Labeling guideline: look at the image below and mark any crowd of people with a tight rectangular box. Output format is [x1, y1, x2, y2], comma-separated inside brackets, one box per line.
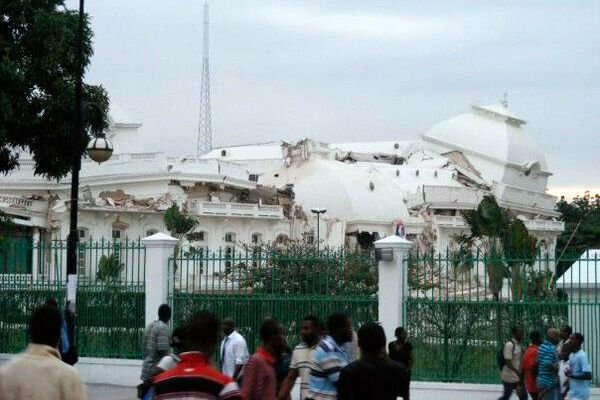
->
[0, 301, 594, 400]
[139, 304, 412, 400]
[498, 325, 592, 400]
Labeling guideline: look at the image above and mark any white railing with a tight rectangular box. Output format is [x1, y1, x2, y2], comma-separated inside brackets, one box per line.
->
[492, 183, 557, 211]
[409, 185, 482, 209]
[433, 215, 467, 228]
[523, 219, 565, 232]
[192, 201, 284, 219]
[432, 214, 563, 232]
[0, 195, 32, 208]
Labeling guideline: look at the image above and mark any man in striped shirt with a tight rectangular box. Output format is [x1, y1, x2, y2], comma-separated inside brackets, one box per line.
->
[307, 313, 353, 400]
[537, 328, 561, 400]
[154, 311, 241, 400]
[278, 315, 322, 400]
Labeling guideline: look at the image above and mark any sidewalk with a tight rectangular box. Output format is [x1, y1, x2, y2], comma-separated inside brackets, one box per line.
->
[87, 384, 135, 400]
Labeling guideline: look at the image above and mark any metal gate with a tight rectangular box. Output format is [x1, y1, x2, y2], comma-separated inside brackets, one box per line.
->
[167, 247, 378, 351]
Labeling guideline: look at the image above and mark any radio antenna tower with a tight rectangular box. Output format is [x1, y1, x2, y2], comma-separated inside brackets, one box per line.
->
[197, 1, 212, 157]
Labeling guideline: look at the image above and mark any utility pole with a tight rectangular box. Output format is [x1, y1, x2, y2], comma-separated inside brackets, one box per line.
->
[66, 0, 86, 311]
[64, 0, 113, 364]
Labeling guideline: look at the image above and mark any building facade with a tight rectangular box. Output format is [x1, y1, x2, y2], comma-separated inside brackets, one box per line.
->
[1, 102, 564, 278]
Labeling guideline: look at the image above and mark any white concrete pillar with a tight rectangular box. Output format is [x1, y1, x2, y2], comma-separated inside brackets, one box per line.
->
[142, 232, 178, 327]
[31, 227, 40, 280]
[374, 235, 413, 342]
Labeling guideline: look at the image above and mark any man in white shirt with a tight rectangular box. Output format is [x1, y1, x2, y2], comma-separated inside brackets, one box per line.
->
[221, 318, 249, 381]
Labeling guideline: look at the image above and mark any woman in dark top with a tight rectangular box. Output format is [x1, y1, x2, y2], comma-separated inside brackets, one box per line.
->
[388, 327, 413, 399]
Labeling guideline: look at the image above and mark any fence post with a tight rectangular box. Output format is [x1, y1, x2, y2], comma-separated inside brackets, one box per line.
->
[374, 235, 413, 342]
[142, 232, 178, 328]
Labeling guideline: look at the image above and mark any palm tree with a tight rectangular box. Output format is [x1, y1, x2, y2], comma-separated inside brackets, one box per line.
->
[96, 253, 124, 282]
[503, 219, 537, 301]
[456, 196, 538, 301]
[458, 195, 510, 300]
[164, 204, 198, 271]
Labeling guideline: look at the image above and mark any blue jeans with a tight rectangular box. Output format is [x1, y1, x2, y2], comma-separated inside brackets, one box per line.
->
[538, 386, 558, 400]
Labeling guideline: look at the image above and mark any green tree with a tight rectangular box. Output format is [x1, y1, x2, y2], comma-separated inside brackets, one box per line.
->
[555, 192, 600, 272]
[1, 0, 109, 179]
[457, 196, 510, 300]
[217, 244, 377, 296]
[164, 204, 197, 257]
[503, 219, 537, 301]
[96, 253, 124, 282]
[456, 195, 537, 300]
[0, 211, 14, 247]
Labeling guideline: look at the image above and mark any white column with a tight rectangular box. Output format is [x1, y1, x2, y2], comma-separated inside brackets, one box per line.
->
[31, 227, 40, 281]
[142, 232, 178, 327]
[374, 235, 413, 342]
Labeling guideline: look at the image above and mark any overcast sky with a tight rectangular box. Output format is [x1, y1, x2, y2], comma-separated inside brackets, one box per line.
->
[81, 0, 599, 194]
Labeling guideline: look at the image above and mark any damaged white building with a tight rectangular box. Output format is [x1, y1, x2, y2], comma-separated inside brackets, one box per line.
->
[0, 106, 293, 278]
[1, 101, 563, 276]
[202, 102, 564, 254]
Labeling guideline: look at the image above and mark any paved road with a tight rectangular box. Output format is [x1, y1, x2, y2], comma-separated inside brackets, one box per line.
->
[87, 384, 136, 400]
[87, 383, 522, 400]
[86, 384, 302, 400]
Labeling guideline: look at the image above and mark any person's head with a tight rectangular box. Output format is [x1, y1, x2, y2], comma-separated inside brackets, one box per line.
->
[300, 315, 321, 345]
[529, 330, 543, 346]
[358, 323, 386, 358]
[45, 298, 59, 309]
[559, 325, 572, 341]
[547, 328, 560, 345]
[29, 305, 62, 348]
[187, 310, 220, 354]
[158, 304, 171, 323]
[395, 327, 407, 342]
[171, 320, 189, 352]
[260, 317, 284, 353]
[327, 312, 353, 345]
[222, 317, 235, 336]
[511, 326, 524, 342]
[570, 333, 584, 351]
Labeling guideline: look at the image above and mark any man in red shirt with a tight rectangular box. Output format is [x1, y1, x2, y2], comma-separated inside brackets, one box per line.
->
[522, 330, 543, 400]
[242, 317, 285, 400]
[153, 311, 241, 400]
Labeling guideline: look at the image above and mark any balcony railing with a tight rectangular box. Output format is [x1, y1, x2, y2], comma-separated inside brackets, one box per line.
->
[192, 201, 284, 219]
[492, 183, 557, 212]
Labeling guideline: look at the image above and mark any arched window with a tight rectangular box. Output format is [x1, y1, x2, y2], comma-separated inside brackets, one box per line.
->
[77, 228, 90, 279]
[304, 231, 315, 245]
[187, 231, 206, 243]
[224, 232, 236, 269]
[251, 233, 262, 245]
[276, 234, 289, 245]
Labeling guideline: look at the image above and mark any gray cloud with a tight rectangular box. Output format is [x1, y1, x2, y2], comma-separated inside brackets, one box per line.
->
[81, 0, 599, 190]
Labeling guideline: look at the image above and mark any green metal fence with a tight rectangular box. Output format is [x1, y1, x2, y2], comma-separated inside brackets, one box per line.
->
[0, 239, 145, 358]
[406, 250, 599, 385]
[169, 247, 378, 352]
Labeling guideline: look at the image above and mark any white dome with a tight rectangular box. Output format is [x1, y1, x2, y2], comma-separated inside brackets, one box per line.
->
[422, 103, 548, 171]
[288, 159, 409, 223]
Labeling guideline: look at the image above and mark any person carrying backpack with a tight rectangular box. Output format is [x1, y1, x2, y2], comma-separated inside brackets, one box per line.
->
[522, 330, 543, 400]
[498, 327, 526, 400]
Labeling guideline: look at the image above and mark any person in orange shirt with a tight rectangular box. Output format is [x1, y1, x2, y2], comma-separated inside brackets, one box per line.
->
[522, 330, 543, 400]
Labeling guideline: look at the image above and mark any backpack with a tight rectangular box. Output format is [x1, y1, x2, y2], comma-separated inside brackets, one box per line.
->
[497, 340, 515, 370]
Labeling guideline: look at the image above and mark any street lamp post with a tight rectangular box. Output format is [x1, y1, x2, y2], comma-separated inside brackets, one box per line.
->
[310, 208, 327, 250]
[65, 0, 113, 363]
